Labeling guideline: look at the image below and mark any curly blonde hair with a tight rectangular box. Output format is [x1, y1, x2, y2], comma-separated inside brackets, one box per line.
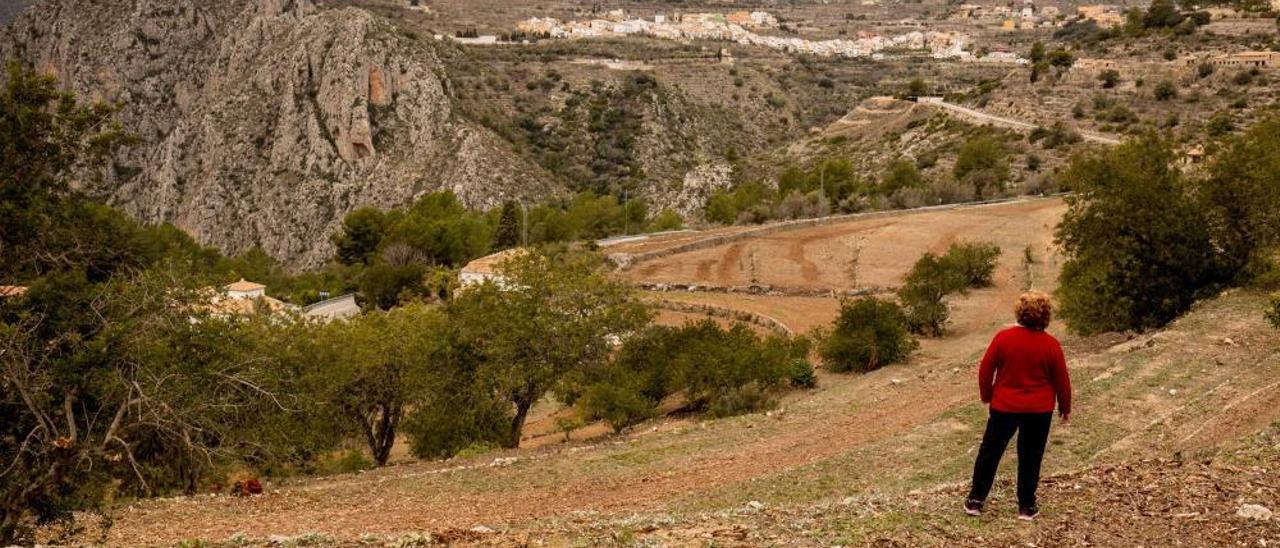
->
[1015, 291, 1053, 331]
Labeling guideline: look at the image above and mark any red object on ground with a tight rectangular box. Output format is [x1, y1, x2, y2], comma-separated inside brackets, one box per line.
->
[231, 478, 264, 497]
[977, 326, 1072, 415]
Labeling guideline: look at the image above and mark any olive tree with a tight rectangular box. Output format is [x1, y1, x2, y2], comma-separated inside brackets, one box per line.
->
[446, 248, 650, 448]
[1055, 135, 1229, 334]
[310, 304, 451, 466]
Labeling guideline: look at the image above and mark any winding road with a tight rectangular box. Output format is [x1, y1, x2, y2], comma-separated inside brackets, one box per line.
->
[918, 96, 1122, 145]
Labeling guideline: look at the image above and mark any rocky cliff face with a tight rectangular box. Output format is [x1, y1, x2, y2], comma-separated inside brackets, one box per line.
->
[1, 0, 559, 267]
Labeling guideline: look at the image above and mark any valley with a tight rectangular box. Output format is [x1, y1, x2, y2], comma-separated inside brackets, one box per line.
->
[90, 202, 1280, 545]
[2, 0, 1279, 546]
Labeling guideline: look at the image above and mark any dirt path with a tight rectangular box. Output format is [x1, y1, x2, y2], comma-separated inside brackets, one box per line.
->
[93, 199, 1280, 546]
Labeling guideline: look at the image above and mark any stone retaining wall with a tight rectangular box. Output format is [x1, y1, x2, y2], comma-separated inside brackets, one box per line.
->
[638, 282, 893, 298]
[652, 299, 794, 335]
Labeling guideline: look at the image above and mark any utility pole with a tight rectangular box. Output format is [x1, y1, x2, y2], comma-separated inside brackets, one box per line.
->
[623, 188, 629, 236]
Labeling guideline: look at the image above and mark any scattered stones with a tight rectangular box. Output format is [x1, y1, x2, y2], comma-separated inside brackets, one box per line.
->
[470, 525, 497, 534]
[745, 500, 766, 512]
[490, 456, 519, 467]
[1236, 504, 1272, 521]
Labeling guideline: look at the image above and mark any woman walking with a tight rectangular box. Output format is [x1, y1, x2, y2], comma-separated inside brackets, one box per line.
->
[963, 291, 1072, 521]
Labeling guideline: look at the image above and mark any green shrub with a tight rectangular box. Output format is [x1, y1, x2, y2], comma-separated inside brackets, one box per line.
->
[674, 323, 798, 414]
[895, 241, 1001, 336]
[943, 241, 1002, 289]
[1098, 69, 1121, 88]
[953, 135, 1009, 199]
[403, 392, 511, 460]
[648, 209, 684, 231]
[583, 320, 806, 421]
[819, 297, 918, 373]
[1055, 136, 1228, 334]
[554, 414, 587, 441]
[453, 443, 500, 460]
[706, 382, 776, 418]
[900, 286, 952, 337]
[579, 382, 657, 433]
[788, 359, 818, 388]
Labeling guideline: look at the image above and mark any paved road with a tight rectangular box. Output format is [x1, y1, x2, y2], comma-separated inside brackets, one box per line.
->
[918, 97, 1121, 145]
[302, 293, 360, 321]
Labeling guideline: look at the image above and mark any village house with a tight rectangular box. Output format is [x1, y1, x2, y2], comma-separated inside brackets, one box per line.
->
[225, 279, 266, 299]
[0, 285, 28, 299]
[205, 279, 291, 316]
[1077, 5, 1125, 28]
[459, 248, 525, 289]
[517, 17, 559, 35]
[1181, 144, 1206, 168]
[1207, 51, 1279, 69]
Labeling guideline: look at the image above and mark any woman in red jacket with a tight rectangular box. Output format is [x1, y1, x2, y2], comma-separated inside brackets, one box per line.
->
[963, 291, 1072, 521]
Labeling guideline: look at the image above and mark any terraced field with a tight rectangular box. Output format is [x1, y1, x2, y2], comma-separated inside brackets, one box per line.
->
[89, 198, 1280, 546]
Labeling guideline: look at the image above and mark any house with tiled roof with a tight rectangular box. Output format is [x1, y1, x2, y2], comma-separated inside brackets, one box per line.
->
[459, 248, 526, 288]
[224, 279, 266, 299]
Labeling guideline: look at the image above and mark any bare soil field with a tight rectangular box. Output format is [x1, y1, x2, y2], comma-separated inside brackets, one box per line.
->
[84, 200, 1280, 546]
[617, 198, 1065, 293]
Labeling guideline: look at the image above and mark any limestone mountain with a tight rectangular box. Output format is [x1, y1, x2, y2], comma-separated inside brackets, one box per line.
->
[1, 0, 560, 267]
[0, 0, 878, 267]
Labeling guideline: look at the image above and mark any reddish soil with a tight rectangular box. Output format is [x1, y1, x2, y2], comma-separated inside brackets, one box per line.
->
[87, 199, 1280, 546]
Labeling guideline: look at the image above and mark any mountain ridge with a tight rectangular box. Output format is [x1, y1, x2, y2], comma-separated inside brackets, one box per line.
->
[1, 0, 561, 267]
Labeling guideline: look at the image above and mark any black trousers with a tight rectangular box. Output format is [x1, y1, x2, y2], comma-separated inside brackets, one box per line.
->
[967, 409, 1053, 508]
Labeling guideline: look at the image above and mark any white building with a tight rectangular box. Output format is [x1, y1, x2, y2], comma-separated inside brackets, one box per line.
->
[224, 279, 266, 299]
[453, 35, 500, 45]
[202, 279, 293, 317]
[459, 248, 526, 289]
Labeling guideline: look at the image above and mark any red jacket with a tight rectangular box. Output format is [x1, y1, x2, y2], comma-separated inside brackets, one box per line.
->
[978, 326, 1072, 415]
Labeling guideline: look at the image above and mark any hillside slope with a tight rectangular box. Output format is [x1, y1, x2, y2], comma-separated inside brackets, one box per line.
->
[0, 0, 559, 267]
[70, 201, 1280, 546]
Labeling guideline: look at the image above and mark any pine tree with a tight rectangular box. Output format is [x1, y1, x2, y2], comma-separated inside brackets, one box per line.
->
[494, 201, 521, 249]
